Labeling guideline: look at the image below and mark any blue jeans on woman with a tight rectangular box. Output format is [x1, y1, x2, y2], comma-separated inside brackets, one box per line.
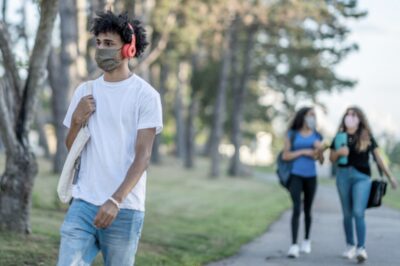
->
[336, 167, 371, 248]
[57, 199, 144, 266]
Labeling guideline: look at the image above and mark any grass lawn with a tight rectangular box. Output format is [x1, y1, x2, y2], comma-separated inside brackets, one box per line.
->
[382, 169, 400, 210]
[0, 155, 290, 266]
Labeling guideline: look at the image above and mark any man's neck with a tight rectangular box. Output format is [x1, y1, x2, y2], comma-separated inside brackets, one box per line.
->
[103, 64, 132, 82]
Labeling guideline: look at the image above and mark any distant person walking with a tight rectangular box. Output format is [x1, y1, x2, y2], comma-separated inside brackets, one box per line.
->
[329, 106, 397, 263]
[282, 107, 325, 258]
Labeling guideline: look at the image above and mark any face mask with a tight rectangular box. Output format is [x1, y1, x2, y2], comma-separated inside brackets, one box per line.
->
[305, 116, 316, 130]
[344, 115, 360, 129]
[95, 48, 122, 72]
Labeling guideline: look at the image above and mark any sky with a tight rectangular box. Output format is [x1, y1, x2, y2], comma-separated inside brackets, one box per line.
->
[318, 0, 400, 139]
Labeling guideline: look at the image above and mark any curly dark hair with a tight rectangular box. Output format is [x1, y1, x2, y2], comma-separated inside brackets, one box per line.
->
[90, 10, 149, 58]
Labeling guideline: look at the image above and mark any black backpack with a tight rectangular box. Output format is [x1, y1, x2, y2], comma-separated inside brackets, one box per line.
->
[276, 131, 296, 189]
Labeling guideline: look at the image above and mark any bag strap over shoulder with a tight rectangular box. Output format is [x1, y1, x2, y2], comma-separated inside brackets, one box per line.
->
[82, 81, 93, 128]
[371, 150, 384, 178]
[369, 134, 383, 178]
[86, 80, 93, 95]
[288, 130, 296, 151]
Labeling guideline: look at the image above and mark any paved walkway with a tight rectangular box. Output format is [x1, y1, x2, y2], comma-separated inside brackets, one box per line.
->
[208, 183, 400, 266]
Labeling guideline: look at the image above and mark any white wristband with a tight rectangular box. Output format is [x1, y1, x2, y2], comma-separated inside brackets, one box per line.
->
[108, 197, 120, 210]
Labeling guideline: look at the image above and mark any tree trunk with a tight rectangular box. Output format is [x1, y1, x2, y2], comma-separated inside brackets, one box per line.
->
[48, 49, 68, 173]
[50, 0, 84, 173]
[0, 151, 37, 233]
[0, 0, 59, 234]
[151, 62, 168, 164]
[228, 25, 257, 177]
[1, 0, 7, 22]
[35, 109, 51, 159]
[18, 0, 50, 159]
[174, 62, 187, 159]
[125, 0, 136, 17]
[184, 55, 200, 168]
[209, 16, 237, 177]
[76, 0, 88, 79]
[184, 91, 198, 168]
[134, 0, 155, 81]
[86, 0, 107, 75]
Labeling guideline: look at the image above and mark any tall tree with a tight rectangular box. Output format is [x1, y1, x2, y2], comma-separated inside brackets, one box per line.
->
[174, 62, 188, 158]
[14, 0, 52, 159]
[1, 0, 7, 23]
[48, 0, 87, 173]
[86, 0, 107, 75]
[184, 54, 200, 168]
[259, 0, 365, 111]
[151, 61, 168, 164]
[228, 23, 257, 176]
[0, 0, 59, 233]
[209, 14, 238, 177]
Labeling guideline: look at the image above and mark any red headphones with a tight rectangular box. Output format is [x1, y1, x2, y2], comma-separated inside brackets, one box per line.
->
[121, 23, 136, 58]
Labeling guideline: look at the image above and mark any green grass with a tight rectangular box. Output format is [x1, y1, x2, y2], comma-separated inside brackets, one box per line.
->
[252, 164, 275, 174]
[0, 155, 290, 266]
[382, 169, 400, 209]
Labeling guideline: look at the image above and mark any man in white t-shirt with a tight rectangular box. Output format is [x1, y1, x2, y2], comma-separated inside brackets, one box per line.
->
[57, 11, 162, 266]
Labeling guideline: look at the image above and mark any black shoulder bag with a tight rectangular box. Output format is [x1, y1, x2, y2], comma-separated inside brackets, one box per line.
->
[367, 152, 387, 208]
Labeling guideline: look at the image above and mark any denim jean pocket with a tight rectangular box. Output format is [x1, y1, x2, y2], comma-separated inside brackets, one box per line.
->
[106, 210, 144, 241]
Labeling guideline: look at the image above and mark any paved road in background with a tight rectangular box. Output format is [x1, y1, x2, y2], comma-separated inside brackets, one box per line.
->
[208, 181, 400, 266]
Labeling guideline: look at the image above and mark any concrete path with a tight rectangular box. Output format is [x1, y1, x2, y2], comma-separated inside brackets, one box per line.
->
[207, 183, 400, 266]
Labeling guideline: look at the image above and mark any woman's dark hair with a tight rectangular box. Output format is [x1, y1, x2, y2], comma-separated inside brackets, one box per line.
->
[90, 10, 149, 58]
[288, 107, 313, 131]
[338, 106, 372, 152]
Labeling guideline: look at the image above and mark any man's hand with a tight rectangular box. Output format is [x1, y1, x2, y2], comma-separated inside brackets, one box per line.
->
[93, 200, 119, 229]
[72, 95, 96, 125]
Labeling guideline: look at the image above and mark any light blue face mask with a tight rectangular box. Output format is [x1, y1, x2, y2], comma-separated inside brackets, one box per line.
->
[305, 116, 316, 130]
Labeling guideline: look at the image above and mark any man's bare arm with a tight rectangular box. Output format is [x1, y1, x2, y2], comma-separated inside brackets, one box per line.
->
[112, 128, 156, 202]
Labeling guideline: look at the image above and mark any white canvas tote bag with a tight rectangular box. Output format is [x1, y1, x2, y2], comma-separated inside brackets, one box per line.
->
[57, 81, 93, 203]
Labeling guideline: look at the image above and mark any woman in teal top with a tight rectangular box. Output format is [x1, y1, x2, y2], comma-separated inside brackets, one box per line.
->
[282, 107, 325, 258]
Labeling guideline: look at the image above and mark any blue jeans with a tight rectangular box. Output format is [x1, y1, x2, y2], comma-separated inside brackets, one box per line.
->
[57, 199, 144, 266]
[336, 167, 371, 248]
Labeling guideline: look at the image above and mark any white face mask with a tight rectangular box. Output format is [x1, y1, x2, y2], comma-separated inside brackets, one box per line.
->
[305, 116, 316, 130]
[344, 115, 360, 129]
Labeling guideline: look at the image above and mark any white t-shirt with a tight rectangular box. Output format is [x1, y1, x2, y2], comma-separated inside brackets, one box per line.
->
[63, 74, 163, 211]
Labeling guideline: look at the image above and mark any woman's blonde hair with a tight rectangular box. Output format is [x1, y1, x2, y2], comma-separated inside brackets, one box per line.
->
[338, 106, 373, 152]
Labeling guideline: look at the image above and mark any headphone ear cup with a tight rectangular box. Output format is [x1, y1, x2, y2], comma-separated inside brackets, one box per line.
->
[121, 44, 130, 58]
[121, 43, 136, 58]
[128, 44, 136, 58]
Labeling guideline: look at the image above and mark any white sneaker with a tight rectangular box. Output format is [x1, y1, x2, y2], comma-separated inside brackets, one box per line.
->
[356, 248, 368, 263]
[300, 239, 312, 254]
[342, 245, 356, 259]
[287, 244, 300, 258]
